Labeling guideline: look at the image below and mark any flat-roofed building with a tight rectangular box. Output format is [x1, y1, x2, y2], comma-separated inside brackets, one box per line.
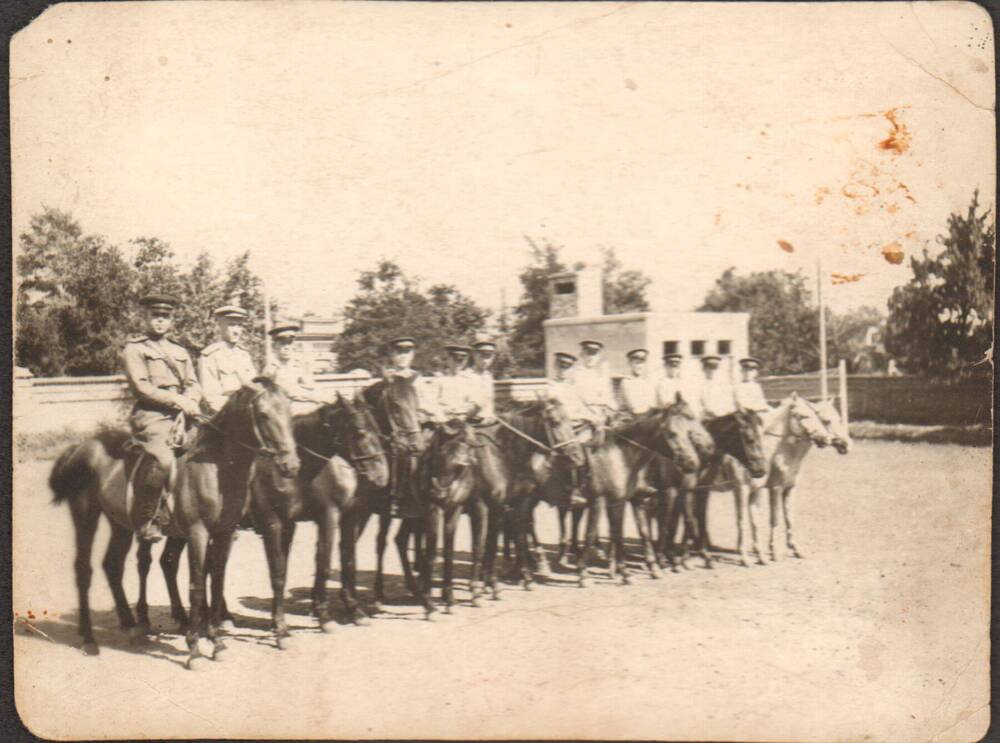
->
[543, 267, 750, 381]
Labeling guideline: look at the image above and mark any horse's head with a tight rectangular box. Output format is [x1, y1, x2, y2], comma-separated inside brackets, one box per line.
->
[655, 404, 701, 474]
[426, 420, 476, 497]
[732, 409, 767, 479]
[540, 396, 586, 468]
[329, 392, 390, 488]
[230, 377, 300, 478]
[786, 393, 832, 448]
[809, 398, 852, 455]
[672, 392, 716, 461]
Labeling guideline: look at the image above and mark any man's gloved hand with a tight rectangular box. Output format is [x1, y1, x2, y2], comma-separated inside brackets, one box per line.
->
[177, 396, 202, 418]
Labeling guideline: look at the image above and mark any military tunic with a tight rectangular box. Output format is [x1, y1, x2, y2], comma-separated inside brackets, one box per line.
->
[264, 358, 319, 414]
[466, 368, 496, 421]
[436, 368, 476, 419]
[699, 377, 738, 420]
[198, 341, 257, 414]
[567, 364, 615, 423]
[621, 374, 657, 415]
[383, 366, 441, 422]
[735, 380, 771, 414]
[121, 335, 203, 467]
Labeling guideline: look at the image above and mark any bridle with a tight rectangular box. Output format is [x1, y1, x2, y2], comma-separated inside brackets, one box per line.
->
[300, 400, 387, 469]
[197, 388, 292, 461]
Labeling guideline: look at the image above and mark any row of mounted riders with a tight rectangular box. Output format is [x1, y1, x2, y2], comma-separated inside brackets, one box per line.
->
[49, 372, 849, 667]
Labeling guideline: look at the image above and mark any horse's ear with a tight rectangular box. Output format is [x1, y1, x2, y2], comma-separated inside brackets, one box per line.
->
[335, 390, 344, 403]
[675, 391, 684, 404]
[790, 391, 799, 400]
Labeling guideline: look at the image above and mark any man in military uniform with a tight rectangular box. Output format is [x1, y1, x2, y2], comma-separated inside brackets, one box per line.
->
[547, 352, 586, 420]
[655, 351, 684, 409]
[569, 340, 616, 429]
[734, 356, 771, 415]
[122, 294, 203, 542]
[467, 338, 498, 424]
[198, 304, 258, 415]
[436, 344, 475, 421]
[382, 336, 440, 422]
[698, 355, 737, 421]
[620, 348, 657, 415]
[264, 321, 320, 414]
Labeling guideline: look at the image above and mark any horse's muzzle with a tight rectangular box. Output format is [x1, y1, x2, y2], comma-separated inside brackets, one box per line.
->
[277, 452, 300, 479]
[833, 438, 851, 455]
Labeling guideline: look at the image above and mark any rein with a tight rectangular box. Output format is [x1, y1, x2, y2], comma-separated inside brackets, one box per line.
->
[195, 395, 283, 459]
[495, 415, 555, 454]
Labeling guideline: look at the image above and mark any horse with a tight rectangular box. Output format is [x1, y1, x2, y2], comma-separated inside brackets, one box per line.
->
[465, 418, 515, 601]
[248, 392, 389, 647]
[684, 408, 769, 569]
[757, 395, 851, 561]
[48, 379, 299, 667]
[358, 374, 437, 617]
[570, 400, 706, 586]
[496, 397, 586, 590]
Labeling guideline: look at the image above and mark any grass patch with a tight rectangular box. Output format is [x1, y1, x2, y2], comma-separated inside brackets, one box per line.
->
[15, 422, 125, 461]
[849, 421, 992, 447]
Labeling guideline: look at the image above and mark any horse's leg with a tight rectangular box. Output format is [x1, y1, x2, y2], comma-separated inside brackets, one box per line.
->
[313, 506, 337, 633]
[660, 486, 682, 571]
[102, 521, 139, 642]
[395, 518, 418, 596]
[608, 500, 631, 585]
[514, 497, 536, 590]
[419, 510, 439, 619]
[467, 499, 487, 605]
[184, 522, 211, 669]
[768, 485, 783, 561]
[68, 492, 102, 655]
[483, 503, 503, 601]
[783, 485, 804, 558]
[373, 510, 392, 610]
[529, 510, 550, 577]
[206, 530, 237, 658]
[555, 505, 571, 568]
[747, 485, 767, 565]
[338, 506, 368, 625]
[260, 510, 292, 648]
[441, 507, 460, 613]
[160, 537, 188, 629]
[631, 496, 661, 579]
[578, 496, 603, 588]
[135, 539, 153, 635]
[694, 490, 713, 569]
[733, 482, 751, 567]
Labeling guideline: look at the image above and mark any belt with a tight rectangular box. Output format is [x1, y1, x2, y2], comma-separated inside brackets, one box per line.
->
[134, 396, 180, 415]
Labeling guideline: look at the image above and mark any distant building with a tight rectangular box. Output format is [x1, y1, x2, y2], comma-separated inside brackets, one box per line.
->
[291, 316, 341, 373]
[851, 324, 890, 374]
[543, 266, 750, 380]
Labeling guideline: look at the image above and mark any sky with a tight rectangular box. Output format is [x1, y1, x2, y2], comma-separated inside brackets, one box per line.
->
[11, 1, 996, 322]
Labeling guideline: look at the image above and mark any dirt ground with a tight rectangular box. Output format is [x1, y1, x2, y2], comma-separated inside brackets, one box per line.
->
[12, 440, 991, 741]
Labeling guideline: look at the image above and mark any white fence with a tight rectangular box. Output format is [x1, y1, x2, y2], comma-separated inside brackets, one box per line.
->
[13, 370, 550, 435]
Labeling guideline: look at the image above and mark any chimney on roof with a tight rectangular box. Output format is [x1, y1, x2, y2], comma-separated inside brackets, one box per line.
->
[548, 264, 603, 319]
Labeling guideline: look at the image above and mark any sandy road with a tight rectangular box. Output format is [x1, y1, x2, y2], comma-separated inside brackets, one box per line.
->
[12, 440, 990, 741]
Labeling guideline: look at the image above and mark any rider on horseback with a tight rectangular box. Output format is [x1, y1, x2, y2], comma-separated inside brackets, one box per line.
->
[121, 293, 203, 542]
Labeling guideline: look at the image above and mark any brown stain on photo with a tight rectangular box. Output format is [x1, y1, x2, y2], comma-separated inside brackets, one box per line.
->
[882, 242, 905, 264]
[878, 109, 911, 155]
[777, 239, 794, 253]
[831, 272, 864, 285]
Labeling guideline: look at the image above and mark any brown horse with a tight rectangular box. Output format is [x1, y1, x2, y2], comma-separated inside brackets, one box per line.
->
[249, 392, 389, 647]
[496, 397, 586, 590]
[358, 374, 437, 617]
[48, 380, 299, 667]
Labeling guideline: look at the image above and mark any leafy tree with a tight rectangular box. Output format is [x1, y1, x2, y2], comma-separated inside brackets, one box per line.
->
[699, 268, 821, 374]
[334, 259, 490, 373]
[15, 209, 276, 375]
[884, 191, 995, 378]
[508, 238, 651, 372]
[827, 305, 886, 373]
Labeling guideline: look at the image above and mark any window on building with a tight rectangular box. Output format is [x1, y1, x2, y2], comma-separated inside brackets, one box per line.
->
[690, 340, 706, 356]
[717, 340, 732, 356]
[662, 340, 679, 356]
[554, 281, 575, 295]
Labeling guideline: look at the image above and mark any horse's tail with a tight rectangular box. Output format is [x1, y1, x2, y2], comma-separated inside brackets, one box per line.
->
[49, 443, 95, 505]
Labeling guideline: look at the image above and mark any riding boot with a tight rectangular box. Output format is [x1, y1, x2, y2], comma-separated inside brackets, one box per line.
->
[133, 456, 167, 543]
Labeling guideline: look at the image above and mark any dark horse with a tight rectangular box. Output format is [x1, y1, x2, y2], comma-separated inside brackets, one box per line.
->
[678, 409, 769, 569]
[48, 380, 299, 667]
[496, 397, 586, 590]
[249, 392, 389, 647]
[358, 374, 437, 618]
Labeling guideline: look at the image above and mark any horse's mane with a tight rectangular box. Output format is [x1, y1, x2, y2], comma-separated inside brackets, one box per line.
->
[94, 427, 132, 460]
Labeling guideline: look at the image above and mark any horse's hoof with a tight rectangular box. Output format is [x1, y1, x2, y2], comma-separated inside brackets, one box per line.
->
[127, 626, 149, 645]
[351, 613, 370, 627]
[648, 565, 662, 579]
[320, 620, 338, 633]
[369, 601, 384, 614]
[211, 640, 227, 660]
[740, 557, 751, 568]
[791, 548, 804, 559]
[578, 576, 590, 589]
[275, 633, 290, 650]
[443, 603, 453, 615]
[536, 561, 552, 579]
[425, 608, 437, 621]
[219, 619, 236, 633]
[620, 574, 632, 586]
[704, 560, 714, 570]
[558, 557, 574, 570]
[81, 641, 100, 656]
[522, 580, 533, 592]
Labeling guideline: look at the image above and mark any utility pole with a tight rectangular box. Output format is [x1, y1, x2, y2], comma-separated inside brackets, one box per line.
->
[817, 252, 828, 401]
[263, 280, 273, 368]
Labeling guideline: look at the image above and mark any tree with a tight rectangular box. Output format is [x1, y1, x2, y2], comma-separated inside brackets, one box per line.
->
[508, 238, 651, 371]
[884, 191, 995, 378]
[827, 305, 886, 372]
[698, 268, 821, 374]
[334, 259, 490, 373]
[15, 209, 277, 375]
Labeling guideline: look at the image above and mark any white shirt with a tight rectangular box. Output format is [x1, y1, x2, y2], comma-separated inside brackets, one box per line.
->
[621, 374, 657, 415]
[436, 369, 476, 418]
[466, 368, 496, 420]
[547, 377, 589, 421]
[568, 363, 615, 418]
[734, 380, 770, 413]
[700, 377, 737, 419]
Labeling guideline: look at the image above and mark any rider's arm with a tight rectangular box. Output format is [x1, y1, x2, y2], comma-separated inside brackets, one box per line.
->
[197, 353, 226, 414]
[181, 353, 203, 406]
[122, 344, 184, 409]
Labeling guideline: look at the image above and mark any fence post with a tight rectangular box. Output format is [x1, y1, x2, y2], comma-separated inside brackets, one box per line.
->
[838, 359, 849, 426]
